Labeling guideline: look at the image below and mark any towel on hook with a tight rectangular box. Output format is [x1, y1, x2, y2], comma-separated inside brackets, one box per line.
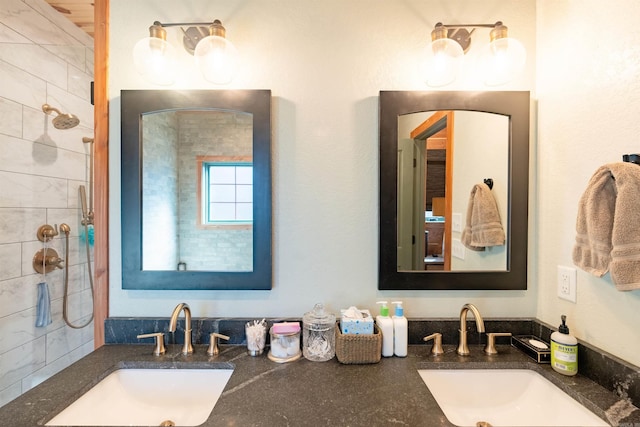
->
[461, 182, 505, 251]
[36, 282, 52, 327]
[572, 162, 640, 291]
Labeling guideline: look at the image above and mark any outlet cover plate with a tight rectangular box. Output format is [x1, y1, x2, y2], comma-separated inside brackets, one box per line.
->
[557, 266, 577, 303]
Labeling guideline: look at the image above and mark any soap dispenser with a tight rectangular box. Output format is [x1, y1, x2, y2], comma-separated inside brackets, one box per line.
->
[550, 315, 578, 376]
[376, 301, 394, 357]
[392, 301, 408, 357]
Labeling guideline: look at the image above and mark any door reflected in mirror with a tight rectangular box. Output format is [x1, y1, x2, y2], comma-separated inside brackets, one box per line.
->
[397, 110, 509, 272]
[142, 110, 254, 272]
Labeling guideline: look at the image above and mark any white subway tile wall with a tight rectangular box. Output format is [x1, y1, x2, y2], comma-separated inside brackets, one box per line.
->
[0, 0, 94, 407]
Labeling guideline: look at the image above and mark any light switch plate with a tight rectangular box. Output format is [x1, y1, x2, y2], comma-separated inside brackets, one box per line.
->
[452, 238, 465, 259]
[452, 213, 462, 233]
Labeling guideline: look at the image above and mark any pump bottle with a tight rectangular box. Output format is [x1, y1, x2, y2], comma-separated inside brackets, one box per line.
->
[550, 315, 578, 376]
[376, 301, 394, 357]
[392, 301, 408, 357]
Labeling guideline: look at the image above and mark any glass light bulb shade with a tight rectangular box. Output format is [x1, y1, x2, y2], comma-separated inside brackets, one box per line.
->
[480, 37, 526, 86]
[132, 36, 178, 85]
[194, 35, 238, 84]
[422, 38, 464, 87]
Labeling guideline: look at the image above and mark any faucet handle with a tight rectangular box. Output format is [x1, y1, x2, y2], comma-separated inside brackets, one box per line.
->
[136, 332, 166, 356]
[207, 332, 230, 356]
[484, 332, 512, 355]
[423, 332, 444, 356]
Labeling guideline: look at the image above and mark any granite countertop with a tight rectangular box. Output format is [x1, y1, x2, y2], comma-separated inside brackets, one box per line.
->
[2, 343, 639, 427]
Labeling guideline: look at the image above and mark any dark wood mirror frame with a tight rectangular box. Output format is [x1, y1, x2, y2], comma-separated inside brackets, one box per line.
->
[379, 91, 530, 290]
[121, 89, 272, 290]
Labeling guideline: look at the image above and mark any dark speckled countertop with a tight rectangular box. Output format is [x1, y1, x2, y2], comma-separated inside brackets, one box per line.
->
[2, 343, 639, 427]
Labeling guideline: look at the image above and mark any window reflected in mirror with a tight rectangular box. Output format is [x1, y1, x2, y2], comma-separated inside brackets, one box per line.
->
[201, 159, 253, 224]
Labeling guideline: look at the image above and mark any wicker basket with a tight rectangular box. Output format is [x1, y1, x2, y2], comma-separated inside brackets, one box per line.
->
[335, 323, 382, 364]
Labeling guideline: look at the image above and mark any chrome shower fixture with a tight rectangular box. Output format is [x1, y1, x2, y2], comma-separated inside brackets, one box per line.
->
[42, 103, 80, 129]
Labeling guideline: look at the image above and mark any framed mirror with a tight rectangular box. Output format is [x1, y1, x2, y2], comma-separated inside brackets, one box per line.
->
[379, 91, 529, 290]
[121, 89, 272, 290]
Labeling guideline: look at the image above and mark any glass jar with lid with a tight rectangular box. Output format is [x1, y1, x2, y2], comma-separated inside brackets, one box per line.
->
[268, 322, 301, 363]
[302, 303, 336, 362]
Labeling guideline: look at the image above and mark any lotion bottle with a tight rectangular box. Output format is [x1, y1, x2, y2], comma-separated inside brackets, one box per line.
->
[376, 301, 394, 357]
[550, 315, 578, 376]
[392, 301, 408, 357]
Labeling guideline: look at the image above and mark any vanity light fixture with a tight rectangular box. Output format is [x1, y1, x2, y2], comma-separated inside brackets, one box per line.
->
[133, 20, 238, 85]
[424, 21, 526, 87]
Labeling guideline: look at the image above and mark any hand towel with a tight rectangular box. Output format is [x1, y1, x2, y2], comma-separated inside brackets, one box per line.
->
[36, 282, 52, 327]
[460, 183, 505, 251]
[572, 162, 640, 291]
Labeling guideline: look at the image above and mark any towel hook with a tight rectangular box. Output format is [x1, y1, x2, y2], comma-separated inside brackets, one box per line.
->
[483, 178, 494, 190]
[622, 154, 640, 165]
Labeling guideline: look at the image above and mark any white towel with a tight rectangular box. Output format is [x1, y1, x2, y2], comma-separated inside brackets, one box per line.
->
[461, 183, 505, 251]
[573, 162, 640, 291]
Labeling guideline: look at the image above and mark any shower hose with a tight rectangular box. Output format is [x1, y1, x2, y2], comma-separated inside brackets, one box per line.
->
[62, 221, 95, 329]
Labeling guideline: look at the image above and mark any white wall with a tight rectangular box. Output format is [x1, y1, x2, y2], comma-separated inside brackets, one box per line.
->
[0, 0, 95, 407]
[109, 0, 538, 322]
[451, 111, 509, 271]
[536, 0, 640, 366]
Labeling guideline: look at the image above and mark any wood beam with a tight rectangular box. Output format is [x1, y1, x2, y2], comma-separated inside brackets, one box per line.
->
[93, 0, 109, 348]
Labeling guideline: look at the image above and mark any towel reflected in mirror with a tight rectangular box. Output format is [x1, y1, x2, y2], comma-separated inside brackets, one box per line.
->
[461, 182, 505, 251]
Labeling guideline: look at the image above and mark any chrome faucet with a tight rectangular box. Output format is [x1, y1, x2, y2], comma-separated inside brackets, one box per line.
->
[168, 302, 193, 355]
[457, 303, 485, 356]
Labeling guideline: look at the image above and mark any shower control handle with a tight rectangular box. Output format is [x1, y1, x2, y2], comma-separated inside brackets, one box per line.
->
[33, 248, 64, 274]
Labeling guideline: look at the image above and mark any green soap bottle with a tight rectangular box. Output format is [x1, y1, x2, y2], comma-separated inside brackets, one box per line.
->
[550, 315, 578, 376]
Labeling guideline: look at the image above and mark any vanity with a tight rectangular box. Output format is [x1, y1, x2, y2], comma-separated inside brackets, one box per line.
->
[2, 318, 639, 427]
[18, 89, 631, 425]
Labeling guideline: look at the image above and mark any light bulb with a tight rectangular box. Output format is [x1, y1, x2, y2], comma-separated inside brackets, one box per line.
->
[480, 36, 526, 86]
[132, 36, 178, 86]
[423, 38, 464, 87]
[194, 35, 238, 84]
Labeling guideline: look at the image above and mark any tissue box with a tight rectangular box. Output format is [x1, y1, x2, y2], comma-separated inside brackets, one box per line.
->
[340, 309, 374, 335]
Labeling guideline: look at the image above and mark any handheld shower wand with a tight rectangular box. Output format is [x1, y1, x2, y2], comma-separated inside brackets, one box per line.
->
[81, 137, 95, 226]
[79, 185, 93, 226]
[57, 135, 96, 330]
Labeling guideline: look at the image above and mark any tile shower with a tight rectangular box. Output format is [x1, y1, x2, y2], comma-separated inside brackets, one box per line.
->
[0, 0, 95, 408]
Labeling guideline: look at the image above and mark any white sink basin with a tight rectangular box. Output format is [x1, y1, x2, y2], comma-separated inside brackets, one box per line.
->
[46, 368, 233, 426]
[418, 369, 609, 427]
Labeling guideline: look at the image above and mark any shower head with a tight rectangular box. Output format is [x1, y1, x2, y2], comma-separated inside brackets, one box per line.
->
[42, 103, 80, 129]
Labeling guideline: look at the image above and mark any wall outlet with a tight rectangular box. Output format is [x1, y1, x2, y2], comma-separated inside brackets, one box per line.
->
[557, 266, 577, 303]
[452, 213, 462, 233]
[452, 238, 465, 259]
